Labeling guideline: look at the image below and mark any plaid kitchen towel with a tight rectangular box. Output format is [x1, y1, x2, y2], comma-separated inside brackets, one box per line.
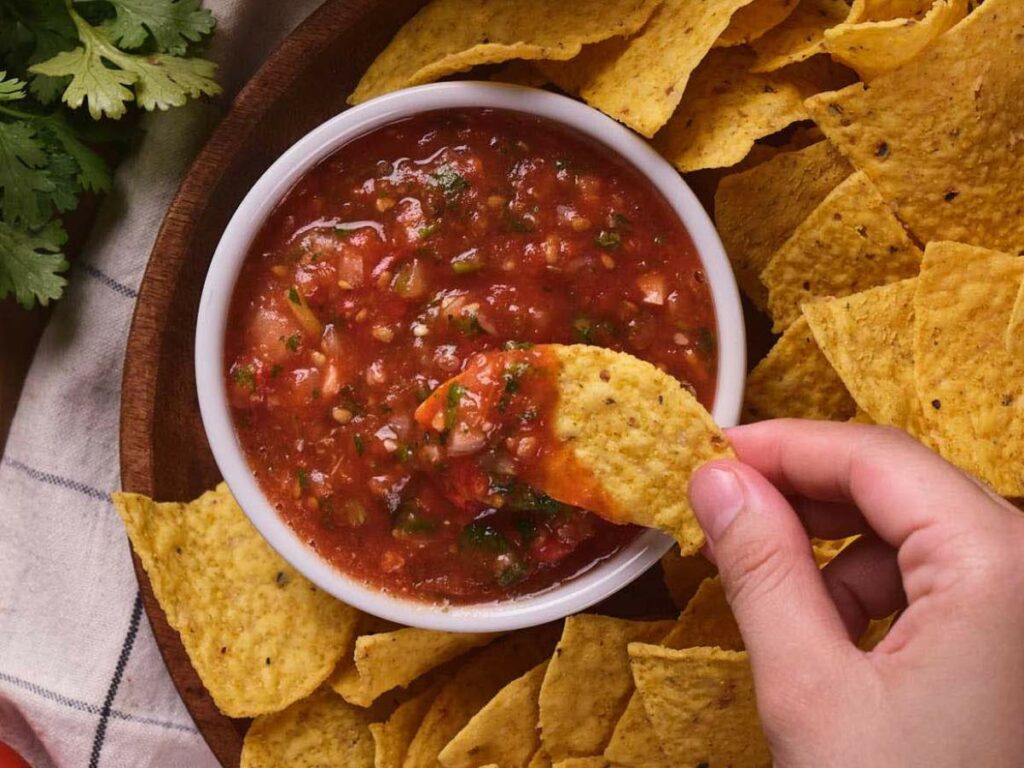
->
[0, 2, 325, 766]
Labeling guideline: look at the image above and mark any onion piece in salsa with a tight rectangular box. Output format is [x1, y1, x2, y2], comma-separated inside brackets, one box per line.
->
[225, 108, 718, 603]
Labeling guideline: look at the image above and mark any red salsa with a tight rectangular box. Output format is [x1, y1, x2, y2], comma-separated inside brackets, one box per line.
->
[225, 108, 718, 603]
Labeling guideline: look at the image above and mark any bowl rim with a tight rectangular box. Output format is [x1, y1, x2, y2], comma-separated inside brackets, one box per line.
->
[195, 81, 745, 632]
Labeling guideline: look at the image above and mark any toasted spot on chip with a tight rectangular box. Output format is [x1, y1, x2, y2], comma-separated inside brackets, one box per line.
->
[805, 0, 1024, 253]
[803, 279, 927, 435]
[111, 485, 359, 718]
[240, 688, 375, 768]
[661, 547, 717, 611]
[629, 645, 769, 767]
[1008, 278, 1024, 354]
[913, 242, 1024, 496]
[538, 0, 759, 137]
[762, 171, 922, 332]
[605, 576, 743, 768]
[825, 0, 967, 81]
[715, 140, 853, 308]
[539, 615, 674, 761]
[743, 316, 856, 423]
[440, 661, 548, 768]
[653, 49, 848, 173]
[751, 0, 852, 72]
[404, 627, 560, 768]
[369, 684, 440, 768]
[331, 627, 499, 707]
[348, 0, 661, 104]
[717, 0, 800, 46]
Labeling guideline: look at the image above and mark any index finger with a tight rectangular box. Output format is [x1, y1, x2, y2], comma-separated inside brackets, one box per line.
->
[725, 420, 999, 549]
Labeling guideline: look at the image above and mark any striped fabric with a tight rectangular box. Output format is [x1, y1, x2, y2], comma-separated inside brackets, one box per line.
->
[0, 2, 324, 765]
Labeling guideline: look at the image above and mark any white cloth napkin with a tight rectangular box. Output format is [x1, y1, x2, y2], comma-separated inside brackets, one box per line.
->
[0, 2, 325, 765]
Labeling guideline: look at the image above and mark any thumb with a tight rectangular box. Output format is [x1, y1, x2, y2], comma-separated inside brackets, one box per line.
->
[689, 461, 853, 684]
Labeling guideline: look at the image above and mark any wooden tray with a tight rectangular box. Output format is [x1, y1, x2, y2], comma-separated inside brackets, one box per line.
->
[119, 2, 426, 763]
[118, 3, 774, 762]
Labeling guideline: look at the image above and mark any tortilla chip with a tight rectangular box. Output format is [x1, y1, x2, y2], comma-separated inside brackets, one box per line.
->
[751, 0, 852, 72]
[331, 628, 498, 707]
[529, 750, 554, 768]
[111, 485, 359, 718]
[913, 242, 1024, 496]
[240, 688, 375, 768]
[544, 345, 735, 554]
[537, 0, 758, 137]
[803, 279, 926, 434]
[715, 140, 853, 308]
[440, 662, 548, 768]
[404, 627, 560, 768]
[825, 0, 967, 81]
[654, 49, 847, 173]
[604, 577, 742, 768]
[553, 760, 611, 768]
[348, 0, 661, 104]
[849, 0, 935, 22]
[628, 645, 770, 767]
[743, 316, 857, 423]
[1008, 277, 1024, 354]
[539, 615, 674, 761]
[812, 536, 858, 567]
[489, 60, 549, 87]
[661, 548, 717, 610]
[762, 171, 922, 332]
[369, 684, 439, 768]
[717, 0, 800, 46]
[805, 0, 1024, 253]
[859, 614, 896, 651]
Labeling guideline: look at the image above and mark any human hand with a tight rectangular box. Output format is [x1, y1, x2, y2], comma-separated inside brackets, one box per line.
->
[688, 420, 1024, 768]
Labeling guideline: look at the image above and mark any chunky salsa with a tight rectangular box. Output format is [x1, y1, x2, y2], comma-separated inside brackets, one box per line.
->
[225, 108, 718, 603]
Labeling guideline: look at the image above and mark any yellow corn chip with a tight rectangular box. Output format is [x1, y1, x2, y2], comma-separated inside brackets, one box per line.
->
[538, 0, 758, 137]
[654, 49, 847, 173]
[762, 171, 922, 332]
[553, 760, 611, 768]
[859, 614, 896, 651]
[331, 628, 498, 707]
[440, 662, 548, 768]
[490, 60, 549, 88]
[369, 684, 439, 768]
[529, 750, 554, 768]
[546, 345, 735, 554]
[715, 140, 853, 308]
[802, 279, 926, 434]
[404, 627, 560, 768]
[825, 0, 967, 81]
[348, 0, 661, 104]
[751, 0, 852, 72]
[913, 242, 1024, 496]
[539, 615, 674, 761]
[605, 577, 742, 768]
[240, 688, 375, 768]
[111, 485, 359, 718]
[812, 536, 858, 567]
[849, 0, 935, 22]
[1008, 278, 1024, 354]
[717, 0, 800, 46]
[661, 547, 717, 611]
[805, 0, 1024, 253]
[743, 316, 857, 423]
[629, 645, 770, 767]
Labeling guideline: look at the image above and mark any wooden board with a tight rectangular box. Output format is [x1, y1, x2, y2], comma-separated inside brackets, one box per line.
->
[118, 2, 774, 764]
[118, 2, 426, 764]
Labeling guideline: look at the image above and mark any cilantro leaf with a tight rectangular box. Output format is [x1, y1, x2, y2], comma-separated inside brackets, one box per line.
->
[0, 219, 69, 308]
[1, 0, 79, 104]
[0, 72, 28, 102]
[0, 119, 55, 227]
[30, 6, 220, 120]
[103, 0, 216, 55]
[39, 114, 111, 192]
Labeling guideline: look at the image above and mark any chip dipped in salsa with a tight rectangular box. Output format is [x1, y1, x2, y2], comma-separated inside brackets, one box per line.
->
[225, 108, 718, 603]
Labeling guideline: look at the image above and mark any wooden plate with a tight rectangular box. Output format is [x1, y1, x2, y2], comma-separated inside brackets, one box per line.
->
[119, 2, 426, 763]
[118, 3, 773, 762]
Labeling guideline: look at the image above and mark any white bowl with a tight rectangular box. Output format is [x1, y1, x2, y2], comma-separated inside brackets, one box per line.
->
[195, 82, 745, 632]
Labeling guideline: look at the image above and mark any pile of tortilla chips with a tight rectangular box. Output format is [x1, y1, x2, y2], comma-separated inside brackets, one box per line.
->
[112, 0, 1023, 764]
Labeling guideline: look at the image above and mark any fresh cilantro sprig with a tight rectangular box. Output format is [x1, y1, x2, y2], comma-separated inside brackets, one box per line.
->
[0, 0, 219, 308]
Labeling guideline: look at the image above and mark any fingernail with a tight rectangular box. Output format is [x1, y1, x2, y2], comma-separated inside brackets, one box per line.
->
[690, 465, 744, 543]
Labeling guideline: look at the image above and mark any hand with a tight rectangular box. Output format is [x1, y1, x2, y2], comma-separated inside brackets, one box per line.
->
[688, 420, 1024, 768]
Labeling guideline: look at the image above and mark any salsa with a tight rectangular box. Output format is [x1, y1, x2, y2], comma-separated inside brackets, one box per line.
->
[225, 108, 718, 603]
